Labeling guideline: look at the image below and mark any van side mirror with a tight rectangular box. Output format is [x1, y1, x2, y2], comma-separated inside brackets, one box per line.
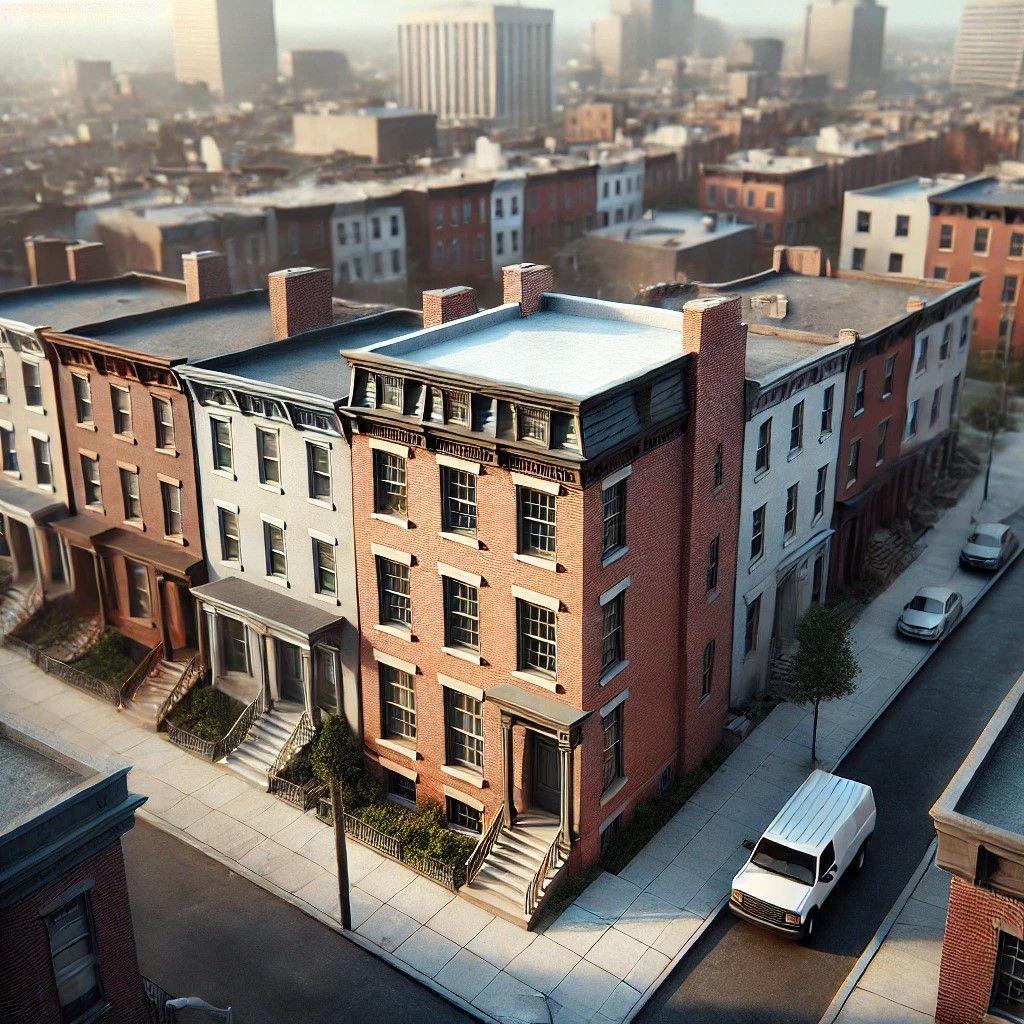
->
[822, 871, 835, 883]
[741, 839, 756, 851]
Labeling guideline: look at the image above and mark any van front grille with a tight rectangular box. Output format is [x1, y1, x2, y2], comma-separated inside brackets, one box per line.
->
[740, 894, 787, 927]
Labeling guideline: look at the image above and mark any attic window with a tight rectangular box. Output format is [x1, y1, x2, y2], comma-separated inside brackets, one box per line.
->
[380, 375, 403, 411]
[446, 390, 469, 425]
[518, 406, 549, 446]
[203, 386, 237, 408]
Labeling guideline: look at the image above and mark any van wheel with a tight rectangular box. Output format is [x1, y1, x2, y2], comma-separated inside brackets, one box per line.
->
[854, 836, 872, 875]
[800, 909, 818, 944]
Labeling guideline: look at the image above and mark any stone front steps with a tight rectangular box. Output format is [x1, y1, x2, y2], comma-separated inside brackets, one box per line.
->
[220, 703, 304, 788]
[120, 660, 183, 730]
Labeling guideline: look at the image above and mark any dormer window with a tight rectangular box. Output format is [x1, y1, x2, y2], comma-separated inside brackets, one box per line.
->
[446, 390, 469, 425]
[381, 375, 403, 411]
[518, 406, 549, 446]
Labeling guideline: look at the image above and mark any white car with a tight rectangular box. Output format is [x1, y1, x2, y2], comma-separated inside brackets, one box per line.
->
[729, 771, 875, 943]
[896, 586, 963, 641]
[960, 522, 1019, 571]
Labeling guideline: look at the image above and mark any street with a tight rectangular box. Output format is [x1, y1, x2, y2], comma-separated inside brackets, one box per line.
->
[122, 821, 472, 1024]
[637, 553, 1024, 1024]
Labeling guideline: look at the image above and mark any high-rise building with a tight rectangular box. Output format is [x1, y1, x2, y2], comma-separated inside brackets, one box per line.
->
[397, 5, 553, 128]
[171, 0, 278, 100]
[591, 13, 645, 84]
[802, 0, 886, 92]
[607, 0, 694, 67]
[952, 0, 1024, 92]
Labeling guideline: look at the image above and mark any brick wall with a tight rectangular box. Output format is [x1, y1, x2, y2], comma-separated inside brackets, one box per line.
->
[0, 841, 146, 1024]
[268, 267, 333, 340]
[936, 875, 1024, 1024]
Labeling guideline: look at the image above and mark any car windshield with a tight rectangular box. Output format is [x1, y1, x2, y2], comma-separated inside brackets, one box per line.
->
[751, 838, 816, 886]
[907, 596, 944, 614]
[968, 532, 1000, 549]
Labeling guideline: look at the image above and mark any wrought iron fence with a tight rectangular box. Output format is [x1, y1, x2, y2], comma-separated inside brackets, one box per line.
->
[167, 687, 267, 762]
[267, 712, 323, 809]
[155, 655, 203, 729]
[465, 805, 504, 885]
[141, 977, 175, 1024]
[119, 642, 164, 706]
[3, 633, 121, 706]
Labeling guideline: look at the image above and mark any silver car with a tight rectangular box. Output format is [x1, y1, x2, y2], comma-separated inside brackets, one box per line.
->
[897, 586, 964, 641]
[960, 523, 1019, 571]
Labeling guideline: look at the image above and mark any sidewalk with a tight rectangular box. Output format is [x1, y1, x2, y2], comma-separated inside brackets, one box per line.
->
[0, 431, 1021, 1024]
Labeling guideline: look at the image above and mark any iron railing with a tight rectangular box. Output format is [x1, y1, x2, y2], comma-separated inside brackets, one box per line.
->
[267, 711, 324, 809]
[524, 834, 562, 918]
[155, 655, 203, 729]
[4, 633, 123, 706]
[167, 687, 267, 762]
[465, 805, 505, 885]
[141, 977, 175, 1024]
[119, 642, 164, 707]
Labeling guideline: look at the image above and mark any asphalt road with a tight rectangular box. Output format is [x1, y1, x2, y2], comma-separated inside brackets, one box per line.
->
[638, 556, 1024, 1024]
[122, 821, 472, 1024]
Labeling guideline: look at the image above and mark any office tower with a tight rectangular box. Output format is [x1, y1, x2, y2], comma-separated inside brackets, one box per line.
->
[397, 5, 554, 128]
[802, 0, 886, 92]
[171, 0, 278, 100]
[608, 0, 694, 66]
[592, 13, 645, 84]
[952, 0, 1024, 91]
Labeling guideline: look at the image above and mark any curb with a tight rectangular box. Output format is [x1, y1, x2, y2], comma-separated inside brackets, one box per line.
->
[816, 840, 938, 1024]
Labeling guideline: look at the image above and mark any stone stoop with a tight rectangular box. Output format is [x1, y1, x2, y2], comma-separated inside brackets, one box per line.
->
[0, 584, 40, 635]
[461, 812, 564, 928]
[865, 526, 920, 583]
[120, 660, 184, 730]
[220, 703, 305, 789]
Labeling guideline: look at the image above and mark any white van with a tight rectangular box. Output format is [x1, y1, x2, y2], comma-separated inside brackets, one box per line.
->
[729, 770, 875, 942]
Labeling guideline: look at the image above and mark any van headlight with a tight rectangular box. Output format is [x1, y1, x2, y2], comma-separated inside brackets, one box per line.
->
[784, 912, 801, 925]
[731, 889, 744, 904]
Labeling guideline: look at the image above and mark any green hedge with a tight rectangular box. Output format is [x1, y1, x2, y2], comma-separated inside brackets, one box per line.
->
[169, 684, 246, 741]
[71, 630, 137, 687]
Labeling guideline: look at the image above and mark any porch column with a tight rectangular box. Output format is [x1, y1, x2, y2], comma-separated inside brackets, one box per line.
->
[257, 629, 272, 706]
[501, 712, 514, 826]
[196, 600, 208, 669]
[205, 608, 219, 678]
[91, 552, 106, 629]
[300, 648, 313, 716]
[155, 572, 171, 658]
[28, 523, 43, 591]
[558, 736, 573, 853]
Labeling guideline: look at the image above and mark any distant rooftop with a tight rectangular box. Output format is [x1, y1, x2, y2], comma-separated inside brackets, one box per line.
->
[589, 210, 753, 250]
[744, 333, 849, 385]
[929, 174, 1024, 210]
[848, 175, 967, 201]
[0, 732, 82, 826]
[0, 274, 187, 332]
[713, 149, 824, 174]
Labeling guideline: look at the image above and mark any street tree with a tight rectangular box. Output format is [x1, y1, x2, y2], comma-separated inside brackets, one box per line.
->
[789, 604, 859, 763]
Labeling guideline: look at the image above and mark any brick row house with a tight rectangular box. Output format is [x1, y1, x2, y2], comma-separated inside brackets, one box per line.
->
[341, 264, 746, 924]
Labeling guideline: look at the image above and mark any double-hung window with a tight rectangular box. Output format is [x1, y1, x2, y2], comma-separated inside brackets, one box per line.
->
[854, 370, 866, 413]
[264, 521, 287, 579]
[72, 375, 93, 424]
[219, 507, 240, 562]
[33, 436, 52, 488]
[883, 354, 896, 397]
[744, 596, 761, 655]
[0, 427, 16, 474]
[161, 481, 182, 537]
[445, 688, 483, 771]
[517, 600, 556, 677]
[847, 439, 861, 485]
[211, 418, 233, 472]
[257, 427, 280, 487]
[153, 396, 175, 449]
[751, 504, 766, 561]
[381, 664, 416, 743]
[602, 478, 627, 555]
[701, 640, 715, 698]
[376, 556, 411, 628]
[441, 466, 477, 535]
[127, 559, 150, 618]
[307, 441, 331, 502]
[601, 704, 624, 794]
[713, 443, 724, 488]
[45, 893, 104, 1023]
[372, 449, 407, 517]
[813, 465, 828, 519]
[602, 593, 624, 671]
[906, 400, 920, 439]
[444, 577, 479, 652]
[517, 486, 555, 559]
[707, 535, 720, 592]
[790, 401, 804, 453]
[313, 538, 337, 597]
[915, 336, 928, 374]
[784, 484, 798, 540]
[120, 468, 141, 522]
[22, 361, 42, 407]
[755, 419, 771, 474]
[446, 796, 481, 834]
[820, 385, 834, 434]
[82, 455, 102, 508]
[111, 385, 132, 436]
[991, 930, 1024, 1019]
[931, 386, 942, 426]
[974, 226, 990, 254]
[938, 223, 954, 251]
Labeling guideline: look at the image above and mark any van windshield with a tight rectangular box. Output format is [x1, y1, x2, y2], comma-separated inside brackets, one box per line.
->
[751, 838, 816, 886]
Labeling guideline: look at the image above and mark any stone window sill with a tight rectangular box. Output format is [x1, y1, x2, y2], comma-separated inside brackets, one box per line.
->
[123, 518, 145, 532]
[155, 447, 179, 458]
[3, 470, 19, 480]
[598, 659, 629, 688]
[372, 512, 410, 529]
[264, 574, 290, 589]
[442, 645, 483, 666]
[311, 591, 340, 607]
[511, 668, 559, 693]
[440, 764, 486, 789]
[513, 552, 558, 572]
[308, 497, 335, 512]
[602, 545, 628, 569]
[163, 533, 185, 546]
[753, 467, 770, 482]
[375, 623, 413, 642]
[77, 422, 97, 432]
[212, 468, 236, 481]
[258, 482, 283, 495]
[600, 776, 628, 807]
[787, 448, 802, 462]
[377, 738, 420, 762]
[26, 405, 46, 416]
[439, 530, 481, 549]
[113, 432, 137, 444]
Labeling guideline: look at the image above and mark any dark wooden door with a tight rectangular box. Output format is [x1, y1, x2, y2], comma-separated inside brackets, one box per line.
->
[532, 734, 560, 815]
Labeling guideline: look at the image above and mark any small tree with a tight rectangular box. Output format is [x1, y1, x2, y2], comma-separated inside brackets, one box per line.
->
[789, 604, 859, 763]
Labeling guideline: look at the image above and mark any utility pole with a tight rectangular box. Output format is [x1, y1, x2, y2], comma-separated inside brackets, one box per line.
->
[330, 778, 352, 930]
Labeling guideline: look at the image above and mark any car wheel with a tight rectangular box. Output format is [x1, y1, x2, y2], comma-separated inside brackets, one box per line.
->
[801, 909, 818, 944]
[854, 839, 869, 874]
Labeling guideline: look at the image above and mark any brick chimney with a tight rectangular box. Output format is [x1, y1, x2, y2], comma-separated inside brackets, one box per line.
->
[502, 262, 554, 317]
[422, 286, 478, 329]
[24, 236, 70, 286]
[182, 250, 230, 303]
[65, 242, 110, 282]
[268, 267, 333, 340]
[771, 245, 824, 277]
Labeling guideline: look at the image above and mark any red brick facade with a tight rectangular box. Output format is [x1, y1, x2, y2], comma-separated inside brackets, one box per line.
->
[523, 167, 598, 261]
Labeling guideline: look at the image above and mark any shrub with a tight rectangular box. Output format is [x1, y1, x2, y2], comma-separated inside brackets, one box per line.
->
[72, 630, 137, 686]
[964, 395, 1015, 434]
[170, 684, 245, 741]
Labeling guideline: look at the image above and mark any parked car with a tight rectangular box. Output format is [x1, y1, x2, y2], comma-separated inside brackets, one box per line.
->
[896, 586, 963, 641]
[729, 771, 875, 943]
[960, 522, 1019, 571]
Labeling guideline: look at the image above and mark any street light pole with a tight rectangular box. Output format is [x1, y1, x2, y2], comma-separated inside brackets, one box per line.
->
[330, 778, 352, 930]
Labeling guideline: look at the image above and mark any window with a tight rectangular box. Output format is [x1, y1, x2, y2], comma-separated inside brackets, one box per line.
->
[876, 419, 889, 465]
[854, 369, 866, 413]
[445, 688, 483, 770]
[602, 479, 626, 554]
[973, 226, 990, 254]
[518, 406, 549, 446]
[385, 769, 416, 805]
[127, 559, 150, 618]
[906, 399, 919, 439]
[446, 796, 481, 834]
[391, 249, 402, 274]
[517, 600, 556, 676]
[931, 386, 942, 426]
[895, 214, 909, 237]
[726, 187, 737, 207]
[1003, 275, 1019, 304]
[888, 252, 903, 274]
[784, 483, 798, 539]
[264, 521, 286, 578]
[218, 507, 240, 562]
[111, 385, 132, 435]
[765, 190, 776, 210]
[45, 893, 103, 1023]
[790, 401, 804, 453]
[601, 704, 623, 793]
[371, 215, 381, 240]
[0, 427, 15, 473]
[744, 596, 761, 655]
[314, 538, 336, 597]
[601, 593, 624, 671]
[940, 323, 952, 361]
[915, 335, 929, 374]
[120, 468, 141, 521]
[0, 353, 6, 397]
[33, 437, 52, 488]
[148, 395, 175, 451]
[763, 222, 775, 242]
[517, 486, 555, 558]
[938, 223, 954, 251]
[713, 443, 724, 488]
[380, 375, 403, 411]
[960, 316, 969, 350]
[821, 385, 834, 434]
[161, 481, 182, 537]
[443, 576, 479, 651]
[22, 361, 42, 407]
[211, 418, 232, 472]
[701, 640, 715, 698]
[755, 418, 771, 473]
[933, 265, 948, 280]
[372, 450, 407, 517]
[72, 375, 93, 424]
[751, 504, 766, 561]
[851, 247, 865, 271]
[847, 439, 860, 486]
[81, 455, 101, 507]
[707, 535, 720, 592]
[441, 466, 477, 535]
[222, 617, 249, 674]
[856, 210, 870, 232]
[462, 198, 472, 223]
[257, 428, 280, 487]
[746, 189, 755, 207]
[315, 647, 338, 713]
[813, 465, 827, 519]
[951, 374, 961, 417]
[307, 442, 331, 502]
[991, 930, 1024, 1019]
[707, 184, 718, 203]
[444, 390, 469, 425]
[883, 354, 896, 397]
[1012, 232, 1024, 258]
[381, 663, 416, 742]
[376, 556, 411, 627]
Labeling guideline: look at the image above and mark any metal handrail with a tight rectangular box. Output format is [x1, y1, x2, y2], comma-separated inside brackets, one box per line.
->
[465, 805, 504, 884]
[212, 687, 267, 761]
[524, 834, 561, 918]
[155, 654, 202, 728]
[269, 710, 316, 777]
[119, 642, 163, 707]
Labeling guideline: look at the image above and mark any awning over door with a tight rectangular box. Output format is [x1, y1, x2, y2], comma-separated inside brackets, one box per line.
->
[0, 478, 64, 523]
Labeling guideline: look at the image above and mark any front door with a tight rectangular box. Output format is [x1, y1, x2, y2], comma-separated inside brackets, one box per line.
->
[531, 733, 560, 815]
[277, 641, 305, 705]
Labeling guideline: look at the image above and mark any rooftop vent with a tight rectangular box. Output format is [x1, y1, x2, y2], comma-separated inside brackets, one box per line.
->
[750, 293, 788, 319]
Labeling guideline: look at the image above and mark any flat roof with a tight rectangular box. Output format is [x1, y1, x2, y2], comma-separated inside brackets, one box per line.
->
[930, 175, 1024, 210]
[0, 733, 82, 825]
[364, 295, 687, 400]
[848, 176, 966, 201]
[589, 210, 753, 250]
[956, 701, 1024, 834]
[745, 333, 848, 384]
[0, 274, 187, 332]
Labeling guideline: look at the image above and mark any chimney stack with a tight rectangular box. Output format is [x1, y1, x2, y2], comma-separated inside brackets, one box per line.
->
[24, 236, 70, 286]
[65, 242, 110, 282]
[906, 297, 926, 313]
[422, 286, 478, 329]
[502, 262, 554, 317]
[182, 250, 230, 303]
[771, 245, 824, 277]
[268, 267, 333, 341]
